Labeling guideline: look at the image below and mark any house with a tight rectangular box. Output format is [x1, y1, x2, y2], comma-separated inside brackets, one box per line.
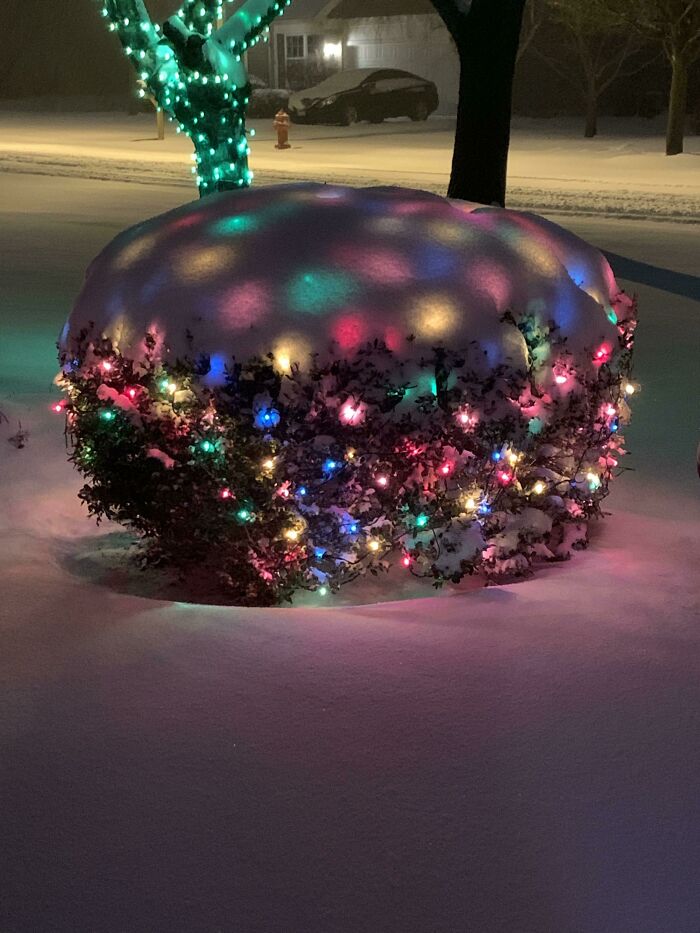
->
[244, 0, 460, 114]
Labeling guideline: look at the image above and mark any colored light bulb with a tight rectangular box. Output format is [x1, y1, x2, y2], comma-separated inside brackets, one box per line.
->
[415, 513, 428, 528]
[533, 481, 545, 495]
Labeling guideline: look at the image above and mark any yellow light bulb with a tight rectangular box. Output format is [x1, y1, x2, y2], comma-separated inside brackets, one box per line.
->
[465, 496, 476, 510]
[624, 383, 635, 395]
[368, 540, 380, 552]
[262, 458, 274, 471]
[533, 481, 545, 495]
[285, 529, 299, 542]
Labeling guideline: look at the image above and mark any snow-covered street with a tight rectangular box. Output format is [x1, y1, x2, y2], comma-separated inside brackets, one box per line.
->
[1, 173, 699, 933]
[2, 111, 700, 221]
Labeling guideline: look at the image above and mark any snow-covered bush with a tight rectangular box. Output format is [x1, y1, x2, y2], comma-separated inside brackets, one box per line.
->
[247, 88, 290, 118]
[57, 184, 637, 605]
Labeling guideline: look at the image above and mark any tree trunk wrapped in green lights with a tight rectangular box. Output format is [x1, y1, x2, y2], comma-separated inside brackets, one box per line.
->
[100, 0, 292, 194]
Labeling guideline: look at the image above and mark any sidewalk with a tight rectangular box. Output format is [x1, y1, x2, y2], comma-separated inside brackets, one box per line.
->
[1, 111, 698, 221]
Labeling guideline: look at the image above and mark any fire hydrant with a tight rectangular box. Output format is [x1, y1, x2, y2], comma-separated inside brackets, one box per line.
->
[273, 109, 291, 149]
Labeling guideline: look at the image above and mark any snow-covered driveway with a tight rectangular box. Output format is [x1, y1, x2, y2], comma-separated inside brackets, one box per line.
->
[1, 175, 699, 933]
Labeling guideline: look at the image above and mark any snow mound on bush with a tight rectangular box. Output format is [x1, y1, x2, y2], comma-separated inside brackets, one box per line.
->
[61, 183, 621, 376]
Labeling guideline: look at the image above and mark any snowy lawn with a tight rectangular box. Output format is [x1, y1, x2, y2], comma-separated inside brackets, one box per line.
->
[1, 111, 699, 221]
[1, 174, 699, 933]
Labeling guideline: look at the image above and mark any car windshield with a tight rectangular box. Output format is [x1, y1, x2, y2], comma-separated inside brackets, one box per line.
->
[300, 70, 379, 97]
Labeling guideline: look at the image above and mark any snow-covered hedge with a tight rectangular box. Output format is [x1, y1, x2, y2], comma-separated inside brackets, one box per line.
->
[57, 184, 637, 605]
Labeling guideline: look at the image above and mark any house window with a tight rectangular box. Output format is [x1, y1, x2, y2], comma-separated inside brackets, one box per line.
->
[286, 35, 305, 59]
[306, 35, 322, 57]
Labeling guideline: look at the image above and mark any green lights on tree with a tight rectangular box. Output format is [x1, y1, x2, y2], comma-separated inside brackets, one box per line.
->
[99, 0, 293, 196]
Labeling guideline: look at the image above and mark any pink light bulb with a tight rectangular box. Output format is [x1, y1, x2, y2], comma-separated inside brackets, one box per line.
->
[440, 463, 452, 476]
[52, 402, 63, 413]
[220, 488, 232, 499]
[555, 374, 568, 385]
[376, 475, 389, 487]
[101, 361, 113, 372]
[594, 344, 612, 364]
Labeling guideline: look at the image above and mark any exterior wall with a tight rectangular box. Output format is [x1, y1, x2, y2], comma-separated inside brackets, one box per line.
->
[268, 14, 459, 112]
[271, 18, 341, 89]
[340, 15, 459, 114]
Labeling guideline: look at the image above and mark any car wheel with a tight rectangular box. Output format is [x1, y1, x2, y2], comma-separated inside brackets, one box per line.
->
[341, 105, 359, 126]
[409, 100, 430, 122]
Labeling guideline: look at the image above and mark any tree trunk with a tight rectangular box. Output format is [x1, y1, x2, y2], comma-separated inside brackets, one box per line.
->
[584, 90, 598, 138]
[666, 52, 688, 155]
[192, 109, 250, 195]
[446, 0, 526, 206]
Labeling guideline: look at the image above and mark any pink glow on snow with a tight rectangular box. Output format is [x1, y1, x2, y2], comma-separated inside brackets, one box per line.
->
[464, 260, 512, 308]
[332, 313, 369, 351]
[332, 246, 413, 285]
[170, 211, 205, 230]
[383, 326, 403, 352]
[219, 281, 271, 330]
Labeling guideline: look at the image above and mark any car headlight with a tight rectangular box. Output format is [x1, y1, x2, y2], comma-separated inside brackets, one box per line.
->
[322, 95, 338, 105]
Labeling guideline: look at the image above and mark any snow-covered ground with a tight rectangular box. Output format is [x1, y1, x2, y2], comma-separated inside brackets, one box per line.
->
[1, 173, 699, 932]
[1, 112, 700, 221]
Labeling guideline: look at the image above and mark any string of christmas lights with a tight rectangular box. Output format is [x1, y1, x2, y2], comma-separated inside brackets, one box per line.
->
[56, 293, 637, 606]
[99, 0, 292, 194]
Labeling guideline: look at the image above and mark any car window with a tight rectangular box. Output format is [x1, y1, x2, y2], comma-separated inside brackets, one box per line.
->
[371, 77, 424, 93]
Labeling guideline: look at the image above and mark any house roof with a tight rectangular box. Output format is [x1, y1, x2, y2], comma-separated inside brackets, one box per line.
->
[328, 0, 435, 15]
[272, 0, 436, 19]
[271, 0, 337, 18]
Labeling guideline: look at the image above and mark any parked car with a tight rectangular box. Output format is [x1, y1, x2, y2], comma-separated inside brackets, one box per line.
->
[288, 68, 438, 125]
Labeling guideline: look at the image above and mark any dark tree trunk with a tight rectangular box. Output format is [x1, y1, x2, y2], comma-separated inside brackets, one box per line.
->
[666, 52, 688, 155]
[433, 0, 526, 206]
[584, 89, 598, 138]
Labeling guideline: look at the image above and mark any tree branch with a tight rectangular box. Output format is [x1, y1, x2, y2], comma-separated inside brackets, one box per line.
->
[103, 0, 160, 55]
[429, 0, 472, 40]
[179, 0, 222, 34]
[215, 0, 291, 51]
